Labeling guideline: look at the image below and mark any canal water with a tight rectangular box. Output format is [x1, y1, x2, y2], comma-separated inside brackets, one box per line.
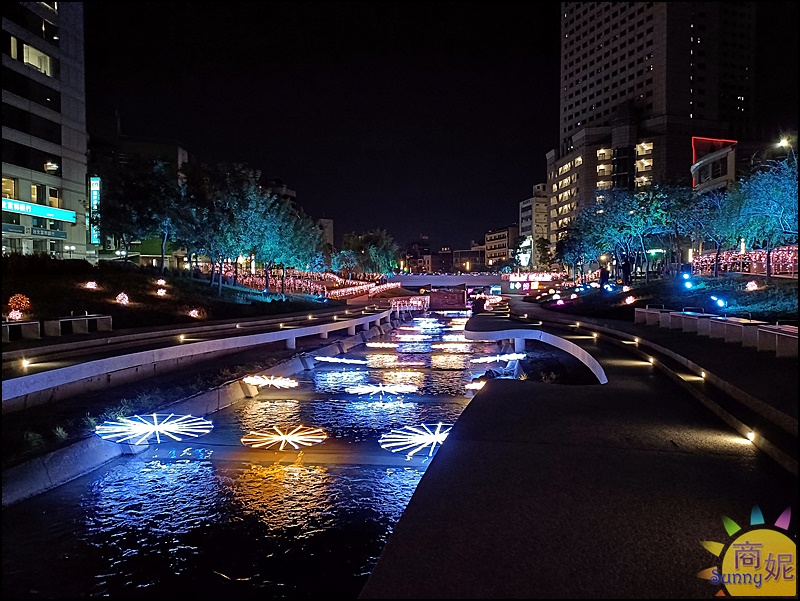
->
[2, 312, 584, 599]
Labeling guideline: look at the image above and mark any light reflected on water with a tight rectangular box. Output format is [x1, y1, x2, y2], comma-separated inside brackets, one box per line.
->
[2, 311, 486, 599]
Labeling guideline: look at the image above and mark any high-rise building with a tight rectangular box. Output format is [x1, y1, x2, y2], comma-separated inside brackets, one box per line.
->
[518, 183, 549, 268]
[2, 2, 88, 259]
[546, 2, 757, 243]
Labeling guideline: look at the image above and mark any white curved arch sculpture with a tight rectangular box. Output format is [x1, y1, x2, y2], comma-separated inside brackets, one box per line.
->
[464, 325, 608, 384]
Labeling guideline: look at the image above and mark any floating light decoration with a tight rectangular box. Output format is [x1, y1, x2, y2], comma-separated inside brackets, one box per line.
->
[96, 413, 214, 445]
[366, 342, 399, 348]
[465, 381, 486, 390]
[8, 309, 23, 321]
[116, 292, 129, 305]
[622, 285, 631, 292]
[556, 299, 565, 305]
[314, 356, 368, 365]
[156, 288, 167, 296]
[745, 281, 758, 291]
[241, 425, 327, 450]
[85, 281, 98, 289]
[243, 375, 299, 389]
[346, 383, 418, 395]
[379, 423, 452, 459]
[8, 293, 31, 312]
[188, 308, 201, 318]
[624, 296, 636, 305]
[470, 353, 526, 364]
[157, 279, 166, 286]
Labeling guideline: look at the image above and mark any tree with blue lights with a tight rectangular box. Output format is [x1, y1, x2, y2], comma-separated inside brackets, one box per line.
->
[686, 188, 741, 278]
[735, 158, 798, 284]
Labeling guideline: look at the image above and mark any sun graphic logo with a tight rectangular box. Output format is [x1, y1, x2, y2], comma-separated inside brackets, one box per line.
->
[698, 505, 796, 597]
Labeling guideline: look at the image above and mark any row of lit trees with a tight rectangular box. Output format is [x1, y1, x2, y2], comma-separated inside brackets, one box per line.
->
[553, 157, 797, 284]
[92, 157, 402, 293]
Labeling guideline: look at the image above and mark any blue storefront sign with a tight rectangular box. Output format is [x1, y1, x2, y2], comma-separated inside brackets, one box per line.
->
[89, 177, 101, 244]
[2, 198, 77, 223]
[31, 227, 67, 239]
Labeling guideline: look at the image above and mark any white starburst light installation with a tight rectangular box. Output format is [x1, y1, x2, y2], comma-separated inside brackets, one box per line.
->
[470, 353, 526, 363]
[366, 342, 399, 348]
[379, 422, 452, 459]
[241, 425, 327, 450]
[345, 383, 418, 395]
[465, 381, 486, 390]
[243, 375, 299, 389]
[96, 413, 214, 445]
[314, 356, 368, 365]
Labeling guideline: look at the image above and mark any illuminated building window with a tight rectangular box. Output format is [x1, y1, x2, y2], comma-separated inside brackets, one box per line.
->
[597, 148, 612, 160]
[22, 43, 54, 76]
[636, 158, 653, 172]
[597, 180, 612, 190]
[636, 141, 653, 156]
[2, 177, 17, 200]
[31, 184, 59, 208]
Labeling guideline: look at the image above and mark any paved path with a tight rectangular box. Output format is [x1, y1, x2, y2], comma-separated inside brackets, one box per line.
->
[360, 301, 798, 599]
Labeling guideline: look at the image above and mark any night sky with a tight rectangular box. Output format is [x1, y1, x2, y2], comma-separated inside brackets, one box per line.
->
[84, 2, 797, 251]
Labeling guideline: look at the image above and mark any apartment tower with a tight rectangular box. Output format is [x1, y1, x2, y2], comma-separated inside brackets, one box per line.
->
[546, 1, 757, 243]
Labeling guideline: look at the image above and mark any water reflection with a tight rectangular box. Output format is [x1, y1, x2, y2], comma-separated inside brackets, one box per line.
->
[2, 312, 479, 599]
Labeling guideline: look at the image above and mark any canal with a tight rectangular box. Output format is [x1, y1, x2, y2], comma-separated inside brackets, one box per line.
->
[2, 312, 593, 599]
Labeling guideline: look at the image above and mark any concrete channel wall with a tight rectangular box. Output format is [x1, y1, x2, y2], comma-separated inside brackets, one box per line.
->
[3, 309, 396, 413]
[1, 317, 405, 508]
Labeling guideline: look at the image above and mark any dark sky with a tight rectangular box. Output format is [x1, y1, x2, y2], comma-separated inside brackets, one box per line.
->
[84, 2, 798, 251]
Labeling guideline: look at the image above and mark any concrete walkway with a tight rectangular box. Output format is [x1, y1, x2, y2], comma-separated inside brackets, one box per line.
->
[360, 300, 797, 599]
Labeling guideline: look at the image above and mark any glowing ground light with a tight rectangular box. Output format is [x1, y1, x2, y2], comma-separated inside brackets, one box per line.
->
[746, 281, 758, 291]
[624, 296, 636, 305]
[315, 356, 368, 365]
[345, 383, 418, 395]
[698, 505, 795, 597]
[243, 375, 299, 389]
[157, 288, 167, 296]
[366, 342, 399, 348]
[241, 425, 327, 450]
[470, 353, 526, 364]
[85, 281, 97, 289]
[396, 334, 432, 341]
[465, 381, 486, 390]
[379, 423, 452, 459]
[188, 309, 200, 318]
[116, 292, 129, 305]
[8, 309, 23, 321]
[556, 300, 565, 305]
[96, 413, 214, 445]
[157, 279, 166, 285]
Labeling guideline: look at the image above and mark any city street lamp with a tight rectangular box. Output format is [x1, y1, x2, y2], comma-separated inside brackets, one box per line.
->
[777, 138, 796, 161]
[65, 244, 76, 258]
